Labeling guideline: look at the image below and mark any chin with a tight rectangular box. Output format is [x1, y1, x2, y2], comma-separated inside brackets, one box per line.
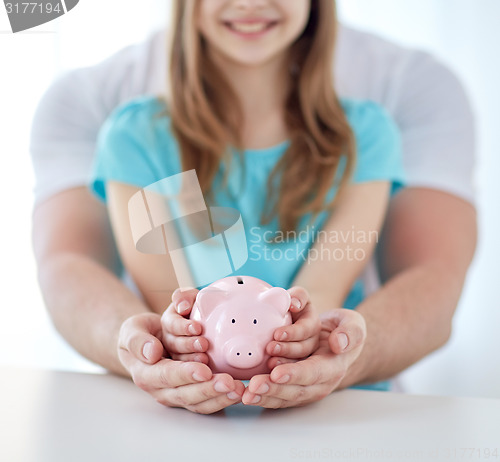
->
[224, 50, 281, 68]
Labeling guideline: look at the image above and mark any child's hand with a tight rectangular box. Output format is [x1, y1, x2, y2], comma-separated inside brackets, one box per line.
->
[265, 286, 321, 368]
[161, 287, 210, 364]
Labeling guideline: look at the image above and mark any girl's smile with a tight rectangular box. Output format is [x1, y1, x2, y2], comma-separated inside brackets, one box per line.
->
[222, 18, 280, 39]
[198, 0, 311, 67]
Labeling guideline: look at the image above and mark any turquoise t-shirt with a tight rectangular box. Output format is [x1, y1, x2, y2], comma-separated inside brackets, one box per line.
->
[89, 95, 405, 392]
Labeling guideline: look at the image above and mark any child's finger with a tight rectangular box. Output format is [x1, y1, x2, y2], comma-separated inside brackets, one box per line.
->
[273, 305, 321, 342]
[170, 352, 210, 364]
[266, 335, 319, 359]
[163, 332, 209, 355]
[287, 286, 310, 312]
[171, 287, 199, 314]
[267, 356, 298, 370]
[161, 304, 202, 336]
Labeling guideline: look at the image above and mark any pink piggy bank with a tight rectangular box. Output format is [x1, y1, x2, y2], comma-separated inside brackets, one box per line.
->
[190, 276, 292, 380]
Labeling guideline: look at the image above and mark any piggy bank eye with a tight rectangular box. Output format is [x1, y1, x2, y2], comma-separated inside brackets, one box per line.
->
[231, 319, 236, 324]
[253, 319, 257, 324]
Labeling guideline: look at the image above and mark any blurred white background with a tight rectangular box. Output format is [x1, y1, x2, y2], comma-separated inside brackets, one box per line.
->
[0, 0, 498, 397]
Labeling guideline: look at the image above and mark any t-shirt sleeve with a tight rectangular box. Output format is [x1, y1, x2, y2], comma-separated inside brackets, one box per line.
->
[29, 68, 108, 206]
[391, 51, 476, 204]
[89, 100, 160, 202]
[346, 100, 406, 191]
[29, 32, 167, 206]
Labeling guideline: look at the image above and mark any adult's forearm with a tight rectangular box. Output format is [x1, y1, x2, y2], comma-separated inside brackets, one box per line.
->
[37, 252, 152, 376]
[339, 260, 466, 387]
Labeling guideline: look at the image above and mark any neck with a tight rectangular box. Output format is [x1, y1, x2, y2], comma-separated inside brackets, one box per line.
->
[209, 50, 290, 130]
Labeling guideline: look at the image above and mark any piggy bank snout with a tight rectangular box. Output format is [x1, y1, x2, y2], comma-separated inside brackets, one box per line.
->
[223, 337, 265, 369]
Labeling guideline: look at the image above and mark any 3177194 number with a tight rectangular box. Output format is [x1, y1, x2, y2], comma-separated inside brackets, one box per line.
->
[5, 2, 62, 15]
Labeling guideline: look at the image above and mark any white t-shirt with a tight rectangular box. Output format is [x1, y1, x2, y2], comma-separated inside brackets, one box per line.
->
[30, 24, 476, 207]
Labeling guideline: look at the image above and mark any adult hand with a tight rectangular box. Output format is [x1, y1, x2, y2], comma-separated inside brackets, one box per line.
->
[118, 312, 244, 414]
[242, 308, 367, 408]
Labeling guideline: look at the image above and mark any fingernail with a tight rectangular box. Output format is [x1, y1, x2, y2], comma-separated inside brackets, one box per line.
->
[214, 381, 231, 393]
[279, 331, 288, 341]
[291, 298, 302, 310]
[227, 391, 240, 400]
[276, 374, 290, 384]
[194, 339, 203, 352]
[177, 300, 190, 313]
[251, 395, 261, 404]
[188, 323, 198, 335]
[142, 342, 154, 361]
[192, 372, 206, 382]
[273, 344, 281, 355]
[337, 333, 349, 351]
[255, 383, 269, 395]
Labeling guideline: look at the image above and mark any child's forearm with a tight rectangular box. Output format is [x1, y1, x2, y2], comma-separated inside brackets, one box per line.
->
[292, 183, 390, 313]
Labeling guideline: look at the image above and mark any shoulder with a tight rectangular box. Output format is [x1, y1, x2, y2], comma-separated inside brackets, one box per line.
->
[99, 96, 170, 142]
[95, 96, 179, 176]
[91, 96, 175, 201]
[340, 98, 393, 125]
[336, 24, 473, 118]
[337, 25, 475, 203]
[340, 99, 404, 186]
[340, 98, 399, 146]
[32, 30, 166, 129]
[335, 24, 420, 100]
[81, 29, 166, 99]
[337, 24, 411, 68]
[105, 95, 168, 125]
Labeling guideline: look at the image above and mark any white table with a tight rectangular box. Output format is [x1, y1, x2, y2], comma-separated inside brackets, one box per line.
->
[0, 367, 498, 462]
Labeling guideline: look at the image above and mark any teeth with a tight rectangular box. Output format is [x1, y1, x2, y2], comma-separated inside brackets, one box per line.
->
[230, 22, 270, 33]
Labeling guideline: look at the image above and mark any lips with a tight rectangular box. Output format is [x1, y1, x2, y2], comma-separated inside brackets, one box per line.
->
[224, 20, 278, 36]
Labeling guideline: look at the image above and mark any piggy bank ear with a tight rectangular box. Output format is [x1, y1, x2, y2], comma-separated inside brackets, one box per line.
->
[258, 287, 291, 316]
[196, 287, 230, 317]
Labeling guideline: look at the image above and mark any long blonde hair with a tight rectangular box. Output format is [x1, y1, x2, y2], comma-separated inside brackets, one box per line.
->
[167, 0, 355, 233]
